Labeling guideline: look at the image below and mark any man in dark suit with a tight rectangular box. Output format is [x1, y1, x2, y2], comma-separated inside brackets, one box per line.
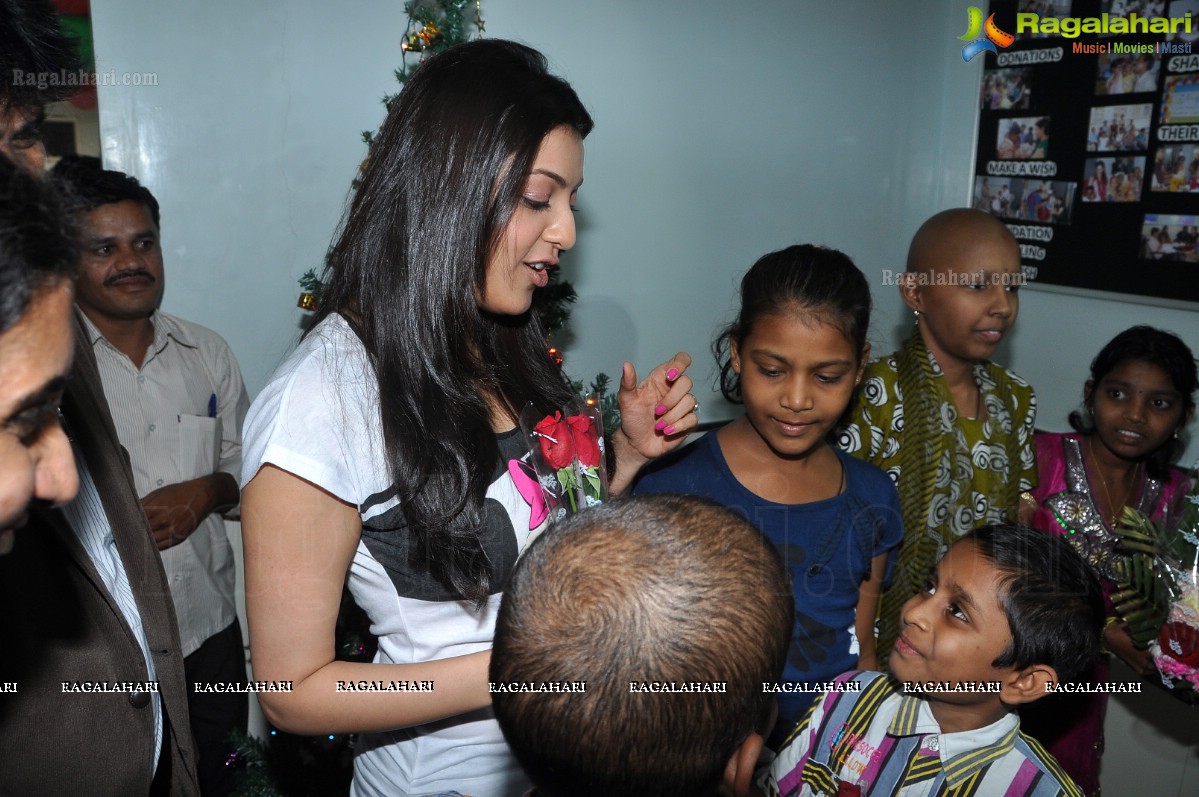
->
[0, 1, 200, 793]
[0, 315, 201, 795]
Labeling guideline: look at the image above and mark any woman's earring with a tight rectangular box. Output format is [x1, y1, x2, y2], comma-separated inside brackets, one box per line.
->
[913, 309, 920, 326]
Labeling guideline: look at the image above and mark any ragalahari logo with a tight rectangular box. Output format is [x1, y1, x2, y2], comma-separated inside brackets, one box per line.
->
[959, 7, 1015, 62]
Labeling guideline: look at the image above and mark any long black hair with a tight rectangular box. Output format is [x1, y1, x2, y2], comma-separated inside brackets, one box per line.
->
[316, 40, 592, 605]
[0, 154, 78, 334]
[1070, 325, 1197, 480]
[714, 244, 871, 403]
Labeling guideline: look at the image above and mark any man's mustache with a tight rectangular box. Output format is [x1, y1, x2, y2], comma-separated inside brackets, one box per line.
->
[104, 269, 156, 287]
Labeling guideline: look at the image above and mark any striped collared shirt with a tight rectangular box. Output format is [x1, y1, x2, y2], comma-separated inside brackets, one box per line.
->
[61, 441, 163, 773]
[765, 671, 1081, 797]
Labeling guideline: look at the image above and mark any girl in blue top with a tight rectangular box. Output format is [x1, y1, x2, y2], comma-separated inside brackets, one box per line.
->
[635, 245, 903, 747]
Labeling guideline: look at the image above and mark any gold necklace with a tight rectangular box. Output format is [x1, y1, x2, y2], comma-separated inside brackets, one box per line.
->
[1086, 437, 1140, 527]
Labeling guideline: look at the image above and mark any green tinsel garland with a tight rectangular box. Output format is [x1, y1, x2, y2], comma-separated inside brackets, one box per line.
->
[363, 0, 482, 147]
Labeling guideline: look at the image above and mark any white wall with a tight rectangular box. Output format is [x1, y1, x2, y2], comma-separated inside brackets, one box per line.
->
[92, 1, 1199, 462]
[91, 2, 409, 397]
[89, 0, 1199, 787]
[91, 0, 986, 407]
[484, 0, 984, 421]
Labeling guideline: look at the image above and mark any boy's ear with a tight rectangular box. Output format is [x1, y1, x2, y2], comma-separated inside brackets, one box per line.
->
[898, 271, 923, 313]
[999, 663, 1058, 706]
[718, 732, 765, 797]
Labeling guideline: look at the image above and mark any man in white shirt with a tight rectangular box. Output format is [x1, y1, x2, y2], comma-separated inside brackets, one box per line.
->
[53, 158, 249, 797]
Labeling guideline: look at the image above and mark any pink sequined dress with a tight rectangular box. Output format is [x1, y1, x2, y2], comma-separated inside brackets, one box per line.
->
[1023, 432, 1189, 795]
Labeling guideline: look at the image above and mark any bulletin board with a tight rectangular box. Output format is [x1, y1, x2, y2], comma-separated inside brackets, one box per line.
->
[973, 0, 1199, 306]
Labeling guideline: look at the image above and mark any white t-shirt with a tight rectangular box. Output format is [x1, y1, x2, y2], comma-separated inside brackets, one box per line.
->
[242, 315, 537, 797]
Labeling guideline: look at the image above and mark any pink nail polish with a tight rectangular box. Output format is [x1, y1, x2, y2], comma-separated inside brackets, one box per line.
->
[666, 368, 679, 381]
[654, 404, 667, 416]
[655, 420, 666, 431]
[664, 425, 675, 435]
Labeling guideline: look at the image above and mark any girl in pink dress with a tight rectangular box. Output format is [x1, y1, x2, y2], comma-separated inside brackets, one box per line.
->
[1022, 326, 1196, 796]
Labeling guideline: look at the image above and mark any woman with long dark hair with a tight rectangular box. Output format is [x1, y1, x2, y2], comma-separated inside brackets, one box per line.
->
[241, 40, 697, 795]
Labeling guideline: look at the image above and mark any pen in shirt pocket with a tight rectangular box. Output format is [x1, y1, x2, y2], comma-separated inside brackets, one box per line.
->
[208, 393, 217, 418]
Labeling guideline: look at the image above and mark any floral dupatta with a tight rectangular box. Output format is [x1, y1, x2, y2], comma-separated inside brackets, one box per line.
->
[878, 330, 1031, 657]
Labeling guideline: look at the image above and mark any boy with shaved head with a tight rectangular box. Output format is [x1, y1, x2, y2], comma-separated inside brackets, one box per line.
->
[491, 494, 794, 797]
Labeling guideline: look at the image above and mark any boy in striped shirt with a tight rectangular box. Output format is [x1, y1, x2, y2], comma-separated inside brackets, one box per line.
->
[765, 524, 1102, 797]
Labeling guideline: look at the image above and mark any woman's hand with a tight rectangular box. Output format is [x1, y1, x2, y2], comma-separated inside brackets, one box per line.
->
[1105, 620, 1156, 676]
[608, 352, 697, 495]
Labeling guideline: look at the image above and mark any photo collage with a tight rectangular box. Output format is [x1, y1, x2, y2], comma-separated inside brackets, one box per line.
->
[976, 0, 1199, 300]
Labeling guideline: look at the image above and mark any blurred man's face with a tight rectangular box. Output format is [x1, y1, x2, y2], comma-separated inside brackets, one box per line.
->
[0, 105, 46, 174]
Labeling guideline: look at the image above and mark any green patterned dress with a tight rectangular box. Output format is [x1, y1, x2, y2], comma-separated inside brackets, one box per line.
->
[837, 330, 1037, 665]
